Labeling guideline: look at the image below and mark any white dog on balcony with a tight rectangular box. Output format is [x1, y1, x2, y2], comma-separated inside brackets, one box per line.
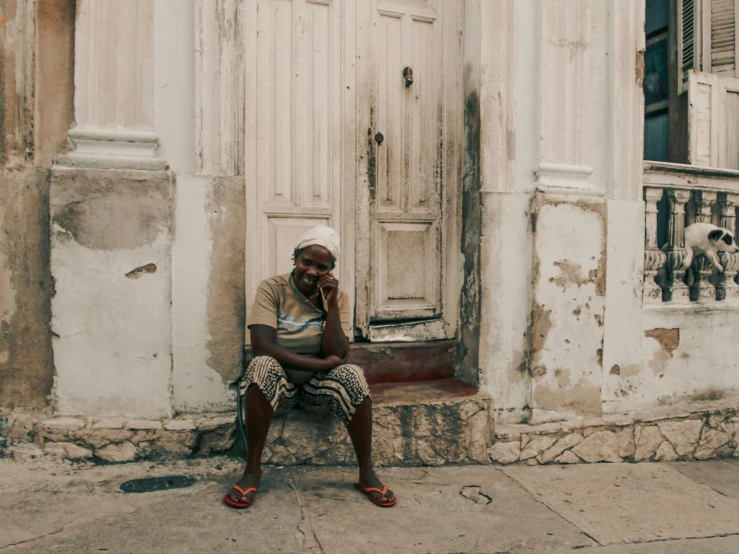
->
[677, 222, 738, 272]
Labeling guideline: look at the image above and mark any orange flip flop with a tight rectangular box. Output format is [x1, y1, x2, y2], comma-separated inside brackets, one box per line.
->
[224, 485, 257, 509]
[354, 483, 397, 507]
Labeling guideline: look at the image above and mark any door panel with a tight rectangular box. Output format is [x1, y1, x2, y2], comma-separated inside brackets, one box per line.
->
[355, 0, 460, 339]
[244, 0, 462, 344]
[245, 0, 343, 340]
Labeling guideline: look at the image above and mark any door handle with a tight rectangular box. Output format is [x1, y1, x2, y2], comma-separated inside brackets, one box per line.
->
[375, 132, 384, 144]
[403, 67, 413, 87]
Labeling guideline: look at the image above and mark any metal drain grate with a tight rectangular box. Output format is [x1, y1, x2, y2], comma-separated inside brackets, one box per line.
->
[120, 475, 196, 493]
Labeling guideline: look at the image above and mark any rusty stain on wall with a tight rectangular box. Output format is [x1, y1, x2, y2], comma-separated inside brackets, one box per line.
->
[0, 169, 54, 408]
[125, 263, 157, 279]
[507, 349, 527, 384]
[635, 49, 645, 88]
[526, 302, 552, 377]
[611, 363, 640, 378]
[690, 389, 724, 402]
[552, 260, 598, 290]
[0, 0, 74, 409]
[206, 177, 246, 384]
[644, 328, 680, 375]
[533, 382, 602, 416]
[35, 0, 75, 167]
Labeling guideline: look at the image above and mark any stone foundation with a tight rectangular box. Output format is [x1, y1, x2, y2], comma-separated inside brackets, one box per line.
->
[0, 392, 494, 466]
[4, 398, 739, 466]
[490, 399, 739, 465]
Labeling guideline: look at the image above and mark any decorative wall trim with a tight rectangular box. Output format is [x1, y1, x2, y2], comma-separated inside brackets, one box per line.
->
[535, 0, 595, 194]
[194, 0, 245, 177]
[55, 127, 167, 171]
[479, 0, 516, 194]
[59, 0, 160, 170]
[534, 162, 602, 196]
[73, 0, 155, 131]
[610, 0, 646, 201]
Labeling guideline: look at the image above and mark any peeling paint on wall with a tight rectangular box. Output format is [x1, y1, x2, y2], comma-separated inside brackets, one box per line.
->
[50, 168, 173, 418]
[527, 196, 608, 422]
[635, 49, 645, 88]
[206, 177, 245, 385]
[644, 328, 680, 375]
[459, 64, 482, 388]
[0, 169, 54, 409]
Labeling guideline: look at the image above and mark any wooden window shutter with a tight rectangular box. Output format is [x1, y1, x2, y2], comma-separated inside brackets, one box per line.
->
[710, 0, 738, 75]
[678, 0, 711, 91]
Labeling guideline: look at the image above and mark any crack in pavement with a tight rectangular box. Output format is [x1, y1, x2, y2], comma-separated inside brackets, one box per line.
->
[498, 470, 600, 547]
[460, 484, 493, 505]
[0, 518, 84, 551]
[288, 470, 325, 554]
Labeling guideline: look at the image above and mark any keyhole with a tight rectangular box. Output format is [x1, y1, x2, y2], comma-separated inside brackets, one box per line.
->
[403, 67, 413, 88]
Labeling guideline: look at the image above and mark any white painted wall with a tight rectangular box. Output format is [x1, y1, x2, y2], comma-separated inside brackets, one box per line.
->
[50, 0, 739, 424]
[52, 214, 173, 419]
[172, 176, 234, 412]
[154, 0, 196, 175]
[604, 306, 739, 413]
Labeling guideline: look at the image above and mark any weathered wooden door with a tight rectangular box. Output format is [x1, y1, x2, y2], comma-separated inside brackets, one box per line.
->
[354, 0, 463, 341]
[244, 0, 348, 339]
[244, 0, 462, 344]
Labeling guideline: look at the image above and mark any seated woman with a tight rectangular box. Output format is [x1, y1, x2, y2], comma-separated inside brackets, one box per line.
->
[225, 225, 395, 509]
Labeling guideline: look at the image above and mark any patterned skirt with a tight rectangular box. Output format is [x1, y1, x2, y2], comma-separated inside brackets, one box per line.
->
[239, 355, 371, 425]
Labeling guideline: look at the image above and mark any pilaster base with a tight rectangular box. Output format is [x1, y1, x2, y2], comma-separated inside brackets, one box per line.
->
[55, 128, 168, 171]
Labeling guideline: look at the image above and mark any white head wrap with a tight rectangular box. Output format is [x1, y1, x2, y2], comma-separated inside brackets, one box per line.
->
[295, 225, 341, 263]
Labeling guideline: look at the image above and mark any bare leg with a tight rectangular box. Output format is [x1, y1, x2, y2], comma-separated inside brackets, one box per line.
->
[227, 384, 273, 504]
[347, 397, 394, 503]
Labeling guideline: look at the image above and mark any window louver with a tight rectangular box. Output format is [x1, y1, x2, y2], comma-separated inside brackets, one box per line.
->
[711, 0, 736, 72]
[683, 0, 697, 80]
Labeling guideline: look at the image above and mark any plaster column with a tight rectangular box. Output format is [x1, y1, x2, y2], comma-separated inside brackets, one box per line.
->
[527, 0, 613, 422]
[600, 0, 649, 414]
[468, 0, 534, 423]
[56, 0, 166, 170]
[170, 0, 247, 414]
[534, 0, 598, 195]
[50, 0, 173, 418]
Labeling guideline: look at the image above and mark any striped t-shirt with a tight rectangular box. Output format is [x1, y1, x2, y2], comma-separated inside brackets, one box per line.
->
[247, 273, 352, 384]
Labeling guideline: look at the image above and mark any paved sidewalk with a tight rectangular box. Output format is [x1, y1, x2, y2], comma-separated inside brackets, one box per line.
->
[2, 455, 739, 553]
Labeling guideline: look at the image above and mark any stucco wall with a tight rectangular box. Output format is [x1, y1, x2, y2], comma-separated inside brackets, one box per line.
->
[172, 175, 245, 413]
[50, 169, 174, 418]
[0, 0, 74, 409]
[603, 307, 739, 413]
[0, 169, 54, 408]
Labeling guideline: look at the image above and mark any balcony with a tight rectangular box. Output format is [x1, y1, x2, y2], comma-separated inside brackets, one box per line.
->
[643, 162, 739, 303]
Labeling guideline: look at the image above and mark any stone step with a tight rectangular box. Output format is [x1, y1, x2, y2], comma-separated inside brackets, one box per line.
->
[263, 378, 492, 466]
[246, 340, 461, 385]
[1, 378, 495, 467]
[348, 340, 459, 384]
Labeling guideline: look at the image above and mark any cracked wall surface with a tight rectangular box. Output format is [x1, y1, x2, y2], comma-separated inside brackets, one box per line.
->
[0, 0, 74, 409]
[527, 196, 608, 423]
[172, 175, 245, 413]
[50, 169, 173, 418]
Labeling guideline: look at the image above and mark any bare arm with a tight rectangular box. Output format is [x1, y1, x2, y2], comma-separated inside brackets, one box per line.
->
[319, 274, 350, 359]
[250, 324, 345, 373]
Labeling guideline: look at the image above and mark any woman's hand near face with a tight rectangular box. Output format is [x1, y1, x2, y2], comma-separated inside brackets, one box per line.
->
[318, 273, 340, 308]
